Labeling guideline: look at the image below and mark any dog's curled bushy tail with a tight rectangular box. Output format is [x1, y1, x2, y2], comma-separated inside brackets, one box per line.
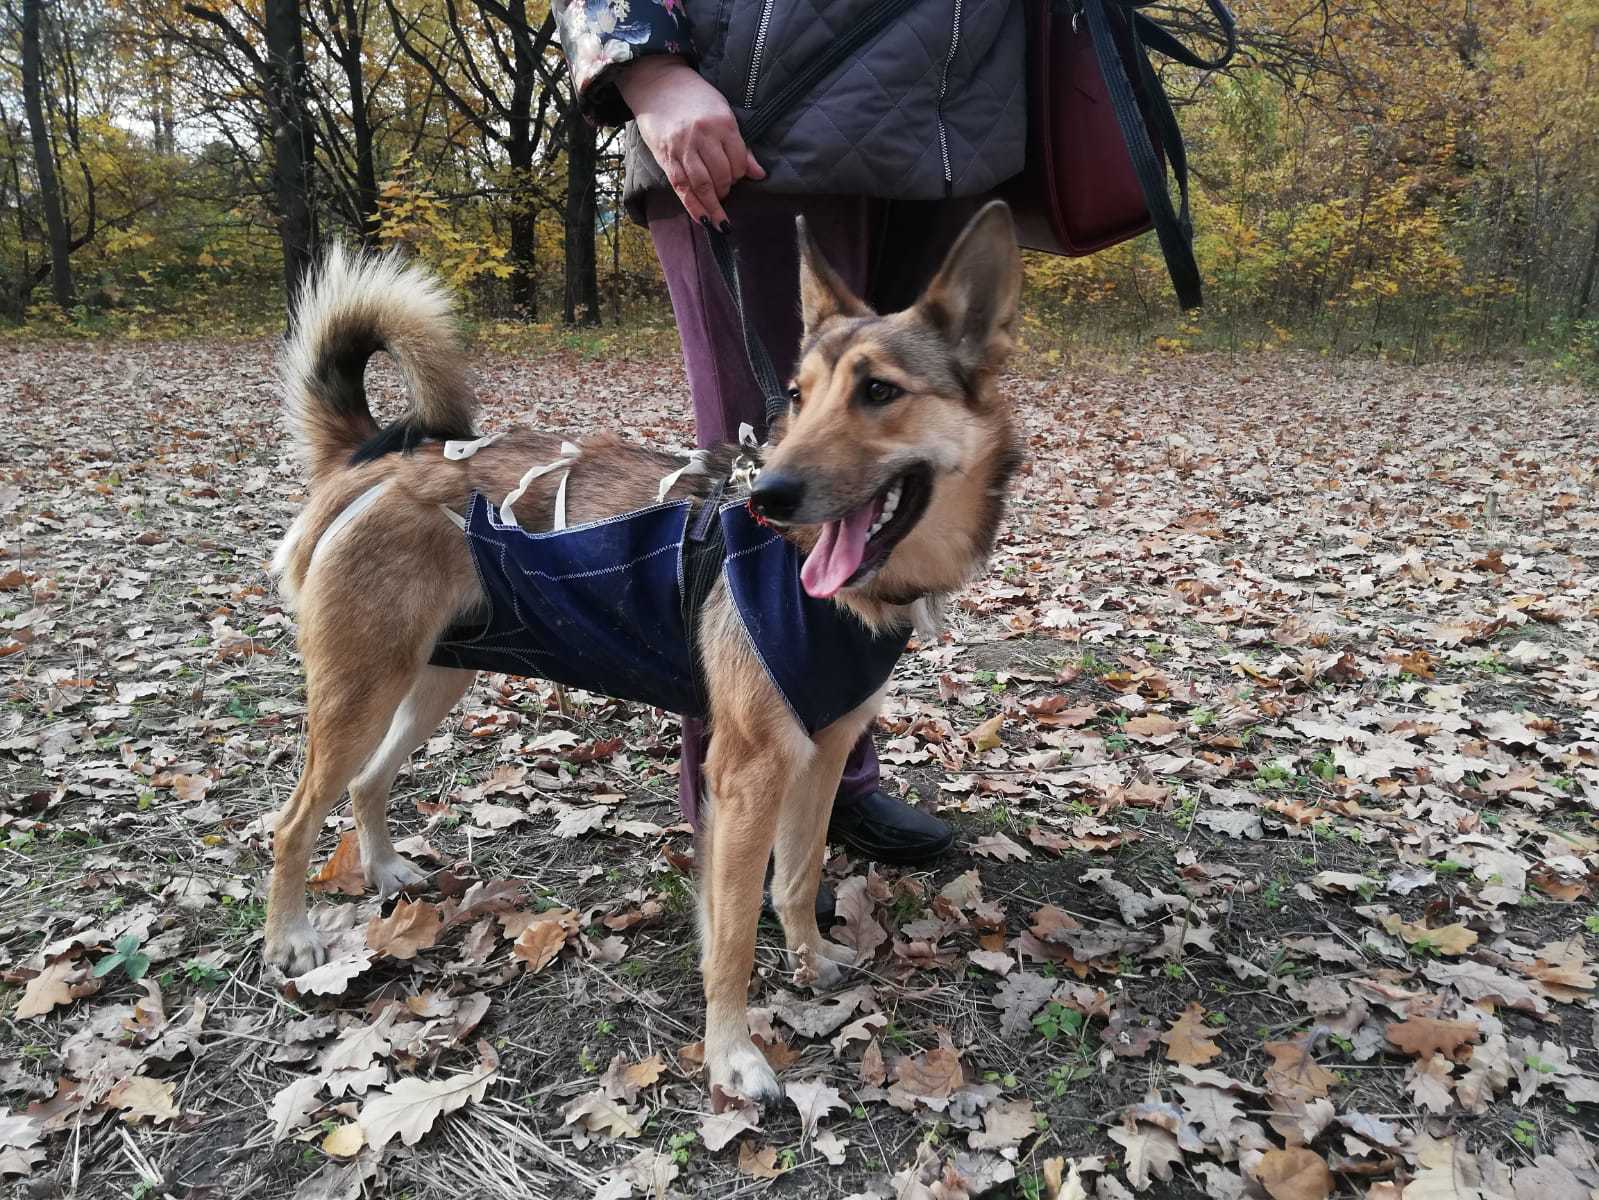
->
[281, 245, 477, 482]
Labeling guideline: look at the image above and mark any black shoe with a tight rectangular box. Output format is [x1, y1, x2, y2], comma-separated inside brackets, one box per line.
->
[827, 789, 954, 866]
[762, 873, 836, 923]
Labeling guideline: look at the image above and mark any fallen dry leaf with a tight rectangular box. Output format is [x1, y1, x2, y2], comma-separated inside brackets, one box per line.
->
[736, 1141, 786, 1178]
[104, 1076, 179, 1125]
[1108, 1121, 1182, 1190]
[365, 899, 443, 960]
[1378, 915, 1478, 956]
[267, 1076, 323, 1143]
[511, 918, 570, 973]
[1384, 1017, 1479, 1061]
[1263, 1039, 1336, 1101]
[887, 1034, 965, 1112]
[698, 1097, 760, 1151]
[1161, 1003, 1221, 1067]
[15, 959, 99, 1020]
[1253, 1147, 1332, 1200]
[320, 1121, 364, 1157]
[970, 832, 1030, 862]
[968, 1097, 1037, 1151]
[308, 831, 366, 895]
[360, 1068, 495, 1148]
[785, 1077, 845, 1138]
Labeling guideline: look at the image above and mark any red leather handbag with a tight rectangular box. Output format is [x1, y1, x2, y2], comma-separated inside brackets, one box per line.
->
[1005, 0, 1235, 309]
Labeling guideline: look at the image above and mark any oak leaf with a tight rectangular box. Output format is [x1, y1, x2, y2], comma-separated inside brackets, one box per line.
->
[308, 831, 366, 895]
[288, 943, 374, 998]
[15, 958, 98, 1019]
[104, 1076, 179, 1125]
[971, 832, 1030, 862]
[785, 1078, 844, 1138]
[318, 1010, 396, 1074]
[698, 1098, 759, 1151]
[1263, 1039, 1335, 1101]
[1253, 1148, 1331, 1200]
[887, 1034, 964, 1112]
[736, 1142, 786, 1178]
[1123, 714, 1181, 742]
[512, 918, 570, 973]
[267, 1076, 323, 1142]
[1379, 915, 1477, 955]
[1161, 1004, 1220, 1067]
[968, 1098, 1037, 1151]
[361, 1068, 495, 1148]
[1107, 1122, 1182, 1190]
[1384, 1017, 1479, 1061]
[365, 900, 442, 960]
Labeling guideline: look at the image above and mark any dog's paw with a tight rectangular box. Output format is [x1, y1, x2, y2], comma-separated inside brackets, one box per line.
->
[707, 1039, 783, 1107]
[366, 853, 429, 898]
[792, 939, 856, 991]
[264, 921, 328, 977]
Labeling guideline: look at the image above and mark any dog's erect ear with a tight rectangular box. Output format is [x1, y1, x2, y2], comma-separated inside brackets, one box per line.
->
[797, 216, 868, 334]
[915, 201, 1022, 382]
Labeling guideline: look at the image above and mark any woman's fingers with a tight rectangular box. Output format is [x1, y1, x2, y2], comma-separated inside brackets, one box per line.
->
[664, 158, 707, 224]
[680, 153, 727, 229]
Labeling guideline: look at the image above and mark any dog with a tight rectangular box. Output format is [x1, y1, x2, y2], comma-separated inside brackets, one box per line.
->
[264, 200, 1022, 1103]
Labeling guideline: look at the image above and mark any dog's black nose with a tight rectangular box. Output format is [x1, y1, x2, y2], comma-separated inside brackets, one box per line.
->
[749, 472, 806, 522]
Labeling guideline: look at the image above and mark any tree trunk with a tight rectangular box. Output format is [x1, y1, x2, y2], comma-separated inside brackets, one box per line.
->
[505, 0, 537, 318]
[264, 0, 316, 314]
[154, 35, 176, 154]
[508, 116, 540, 316]
[338, 0, 380, 242]
[21, 0, 74, 311]
[1575, 211, 1599, 320]
[563, 114, 599, 327]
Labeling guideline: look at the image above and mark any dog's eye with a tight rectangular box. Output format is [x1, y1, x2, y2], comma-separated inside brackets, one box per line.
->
[786, 385, 802, 408]
[862, 378, 901, 406]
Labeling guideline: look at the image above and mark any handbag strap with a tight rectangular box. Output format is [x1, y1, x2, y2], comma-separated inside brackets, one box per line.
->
[1079, 0, 1233, 309]
[1129, 1, 1237, 71]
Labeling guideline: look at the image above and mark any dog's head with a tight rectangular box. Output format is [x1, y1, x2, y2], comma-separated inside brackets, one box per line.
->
[751, 200, 1023, 604]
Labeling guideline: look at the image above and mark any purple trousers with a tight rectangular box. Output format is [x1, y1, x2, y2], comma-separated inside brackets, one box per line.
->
[646, 190, 984, 827]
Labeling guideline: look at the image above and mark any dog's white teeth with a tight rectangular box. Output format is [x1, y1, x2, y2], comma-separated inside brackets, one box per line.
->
[866, 481, 903, 541]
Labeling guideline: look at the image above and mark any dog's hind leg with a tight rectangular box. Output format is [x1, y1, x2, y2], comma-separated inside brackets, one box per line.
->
[698, 713, 813, 1106]
[349, 665, 475, 897]
[264, 674, 412, 974]
[768, 704, 878, 990]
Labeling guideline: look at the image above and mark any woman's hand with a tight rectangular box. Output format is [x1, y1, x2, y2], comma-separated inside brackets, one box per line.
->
[618, 56, 766, 228]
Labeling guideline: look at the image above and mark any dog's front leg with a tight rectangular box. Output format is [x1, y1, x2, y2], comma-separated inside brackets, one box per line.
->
[769, 705, 876, 990]
[699, 719, 809, 1105]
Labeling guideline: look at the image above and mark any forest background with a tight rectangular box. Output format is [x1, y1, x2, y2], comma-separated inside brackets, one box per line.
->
[1, 0, 1597, 378]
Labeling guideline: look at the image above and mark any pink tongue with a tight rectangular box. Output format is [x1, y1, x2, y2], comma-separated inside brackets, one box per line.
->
[800, 498, 881, 598]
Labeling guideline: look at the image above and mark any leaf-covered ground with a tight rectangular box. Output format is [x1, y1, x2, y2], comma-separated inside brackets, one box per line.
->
[2, 337, 1597, 1199]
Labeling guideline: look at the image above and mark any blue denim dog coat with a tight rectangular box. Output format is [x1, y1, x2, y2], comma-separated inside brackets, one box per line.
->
[429, 492, 909, 734]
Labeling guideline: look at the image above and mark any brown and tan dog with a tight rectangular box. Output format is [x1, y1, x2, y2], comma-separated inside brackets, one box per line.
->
[264, 201, 1022, 1103]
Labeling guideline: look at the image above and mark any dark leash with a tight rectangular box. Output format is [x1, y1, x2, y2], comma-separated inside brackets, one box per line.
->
[703, 225, 790, 436]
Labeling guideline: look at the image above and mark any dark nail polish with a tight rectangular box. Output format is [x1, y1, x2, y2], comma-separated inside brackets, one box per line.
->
[698, 216, 712, 229]
[719, 220, 733, 235]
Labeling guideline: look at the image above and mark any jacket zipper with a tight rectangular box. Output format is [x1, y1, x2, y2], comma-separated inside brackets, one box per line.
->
[743, 0, 777, 107]
[935, 0, 964, 192]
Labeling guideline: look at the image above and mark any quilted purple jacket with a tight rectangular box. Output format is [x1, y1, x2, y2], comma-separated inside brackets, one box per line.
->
[554, 0, 1025, 212]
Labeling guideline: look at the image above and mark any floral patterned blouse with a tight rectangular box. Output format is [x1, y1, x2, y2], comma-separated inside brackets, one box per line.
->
[553, 0, 692, 126]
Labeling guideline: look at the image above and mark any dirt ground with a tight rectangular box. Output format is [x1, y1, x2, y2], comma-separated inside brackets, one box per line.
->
[2, 336, 1597, 1199]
